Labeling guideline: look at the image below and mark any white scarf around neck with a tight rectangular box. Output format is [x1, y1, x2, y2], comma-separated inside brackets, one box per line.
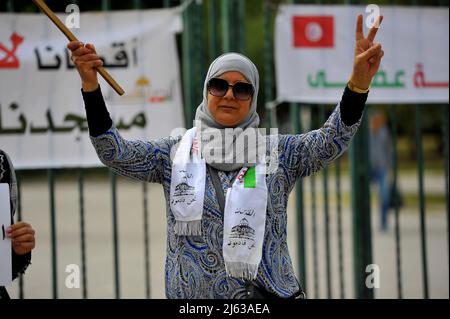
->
[170, 127, 268, 280]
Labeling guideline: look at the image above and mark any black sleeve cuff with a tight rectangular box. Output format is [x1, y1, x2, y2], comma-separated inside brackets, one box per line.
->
[12, 251, 31, 280]
[339, 86, 368, 127]
[82, 86, 113, 137]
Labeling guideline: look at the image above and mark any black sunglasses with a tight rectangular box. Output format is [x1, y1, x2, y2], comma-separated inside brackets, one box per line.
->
[207, 78, 254, 101]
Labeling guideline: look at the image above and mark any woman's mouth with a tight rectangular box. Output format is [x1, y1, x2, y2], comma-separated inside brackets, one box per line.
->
[218, 105, 238, 110]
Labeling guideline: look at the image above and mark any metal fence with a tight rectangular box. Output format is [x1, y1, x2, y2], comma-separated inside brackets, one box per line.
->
[3, 0, 449, 299]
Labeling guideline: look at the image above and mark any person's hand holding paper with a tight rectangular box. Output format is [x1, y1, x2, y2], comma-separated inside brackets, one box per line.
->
[6, 222, 36, 256]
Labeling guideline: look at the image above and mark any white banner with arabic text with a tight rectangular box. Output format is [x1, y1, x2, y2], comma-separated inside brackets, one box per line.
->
[275, 5, 449, 104]
[0, 8, 184, 169]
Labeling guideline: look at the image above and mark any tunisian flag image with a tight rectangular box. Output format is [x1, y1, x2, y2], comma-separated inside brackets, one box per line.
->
[292, 16, 334, 48]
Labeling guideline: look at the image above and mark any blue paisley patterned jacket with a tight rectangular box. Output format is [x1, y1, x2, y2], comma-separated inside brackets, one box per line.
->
[90, 105, 361, 299]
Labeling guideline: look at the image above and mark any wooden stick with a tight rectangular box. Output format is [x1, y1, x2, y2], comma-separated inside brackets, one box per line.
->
[32, 0, 125, 96]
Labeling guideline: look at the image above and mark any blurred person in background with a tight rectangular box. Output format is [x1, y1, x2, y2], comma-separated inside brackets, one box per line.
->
[369, 112, 392, 232]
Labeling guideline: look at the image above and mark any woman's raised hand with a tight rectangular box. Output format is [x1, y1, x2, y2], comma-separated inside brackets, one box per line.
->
[67, 41, 102, 92]
[350, 14, 384, 90]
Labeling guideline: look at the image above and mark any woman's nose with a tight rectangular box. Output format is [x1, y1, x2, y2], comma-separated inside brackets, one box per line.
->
[223, 86, 235, 99]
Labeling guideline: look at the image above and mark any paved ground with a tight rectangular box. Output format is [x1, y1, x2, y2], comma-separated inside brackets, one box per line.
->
[6, 169, 449, 299]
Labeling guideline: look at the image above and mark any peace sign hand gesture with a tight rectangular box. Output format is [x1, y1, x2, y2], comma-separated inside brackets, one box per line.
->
[350, 14, 384, 90]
